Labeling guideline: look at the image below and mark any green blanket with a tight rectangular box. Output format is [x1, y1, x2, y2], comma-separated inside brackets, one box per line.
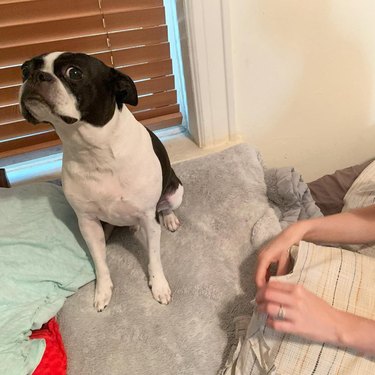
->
[0, 183, 95, 374]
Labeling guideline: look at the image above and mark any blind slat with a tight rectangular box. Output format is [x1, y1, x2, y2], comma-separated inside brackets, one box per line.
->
[119, 59, 173, 80]
[101, 0, 163, 13]
[134, 104, 180, 121]
[0, 67, 20, 88]
[0, 130, 60, 158]
[0, 105, 20, 124]
[134, 90, 178, 112]
[105, 7, 165, 33]
[143, 112, 183, 131]
[0, 121, 52, 141]
[114, 43, 170, 66]
[0, 86, 19, 107]
[136, 75, 174, 95]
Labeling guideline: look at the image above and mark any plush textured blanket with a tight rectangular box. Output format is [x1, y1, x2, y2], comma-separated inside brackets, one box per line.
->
[57, 144, 321, 375]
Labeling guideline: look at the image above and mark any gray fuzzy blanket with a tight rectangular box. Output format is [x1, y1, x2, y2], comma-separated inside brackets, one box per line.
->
[57, 144, 319, 375]
[264, 167, 322, 229]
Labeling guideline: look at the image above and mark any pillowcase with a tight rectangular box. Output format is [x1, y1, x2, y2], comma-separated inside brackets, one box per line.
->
[341, 160, 375, 256]
[221, 241, 375, 375]
[307, 159, 373, 216]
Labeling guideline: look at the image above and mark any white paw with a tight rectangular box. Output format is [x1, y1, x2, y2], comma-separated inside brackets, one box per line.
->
[149, 275, 172, 305]
[94, 278, 113, 312]
[163, 212, 180, 232]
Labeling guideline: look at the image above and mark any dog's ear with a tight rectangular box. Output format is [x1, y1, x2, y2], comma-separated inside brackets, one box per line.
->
[110, 68, 138, 108]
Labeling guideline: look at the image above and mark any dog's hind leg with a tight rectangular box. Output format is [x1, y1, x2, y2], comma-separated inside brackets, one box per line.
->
[158, 182, 184, 232]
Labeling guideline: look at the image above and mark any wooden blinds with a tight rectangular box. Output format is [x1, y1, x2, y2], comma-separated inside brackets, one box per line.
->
[0, 0, 182, 158]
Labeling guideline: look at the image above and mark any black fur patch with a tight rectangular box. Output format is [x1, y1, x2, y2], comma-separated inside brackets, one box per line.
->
[52, 53, 138, 127]
[146, 128, 182, 196]
[146, 129, 182, 223]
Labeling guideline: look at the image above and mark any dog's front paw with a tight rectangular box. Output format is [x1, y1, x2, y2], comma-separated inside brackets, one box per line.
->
[149, 275, 172, 305]
[94, 278, 113, 312]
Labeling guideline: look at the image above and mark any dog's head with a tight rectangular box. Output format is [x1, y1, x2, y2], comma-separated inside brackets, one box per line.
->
[19, 52, 138, 127]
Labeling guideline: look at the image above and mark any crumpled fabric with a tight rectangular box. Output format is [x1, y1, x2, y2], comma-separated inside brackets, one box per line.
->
[30, 318, 67, 375]
[250, 167, 322, 250]
[264, 167, 322, 229]
[219, 305, 278, 375]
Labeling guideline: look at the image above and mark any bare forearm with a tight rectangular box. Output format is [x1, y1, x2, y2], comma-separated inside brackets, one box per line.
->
[285, 205, 375, 246]
[333, 309, 375, 356]
[256, 204, 375, 288]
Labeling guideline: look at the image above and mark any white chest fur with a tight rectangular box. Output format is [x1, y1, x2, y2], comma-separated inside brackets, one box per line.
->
[57, 108, 162, 226]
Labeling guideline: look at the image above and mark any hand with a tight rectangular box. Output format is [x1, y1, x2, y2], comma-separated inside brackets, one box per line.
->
[255, 221, 310, 288]
[256, 281, 340, 344]
[255, 233, 294, 288]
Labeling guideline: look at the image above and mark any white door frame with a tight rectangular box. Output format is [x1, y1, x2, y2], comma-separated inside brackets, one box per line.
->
[175, 0, 240, 148]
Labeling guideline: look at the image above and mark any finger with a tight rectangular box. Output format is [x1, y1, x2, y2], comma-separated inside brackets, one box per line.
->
[266, 316, 296, 334]
[255, 255, 272, 289]
[256, 286, 295, 307]
[257, 302, 295, 321]
[267, 280, 297, 293]
[266, 267, 271, 282]
[276, 252, 290, 276]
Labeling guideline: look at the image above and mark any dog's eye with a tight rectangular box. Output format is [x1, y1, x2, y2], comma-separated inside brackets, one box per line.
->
[21, 65, 30, 81]
[66, 67, 83, 80]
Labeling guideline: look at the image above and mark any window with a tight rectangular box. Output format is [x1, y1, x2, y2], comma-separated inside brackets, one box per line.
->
[0, 0, 185, 160]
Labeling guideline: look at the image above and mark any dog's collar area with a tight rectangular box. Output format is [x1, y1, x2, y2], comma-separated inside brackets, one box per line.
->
[59, 115, 78, 124]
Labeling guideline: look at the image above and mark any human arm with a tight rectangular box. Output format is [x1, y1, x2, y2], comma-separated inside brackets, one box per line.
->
[255, 204, 375, 288]
[256, 281, 375, 356]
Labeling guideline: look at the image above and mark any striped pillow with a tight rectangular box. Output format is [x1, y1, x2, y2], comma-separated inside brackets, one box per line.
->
[221, 241, 375, 375]
[342, 160, 375, 256]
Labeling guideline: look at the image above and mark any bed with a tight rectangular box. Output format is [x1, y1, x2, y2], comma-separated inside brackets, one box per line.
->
[0, 144, 373, 374]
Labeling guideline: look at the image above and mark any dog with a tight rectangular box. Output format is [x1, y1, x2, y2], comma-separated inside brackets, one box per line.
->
[19, 52, 184, 311]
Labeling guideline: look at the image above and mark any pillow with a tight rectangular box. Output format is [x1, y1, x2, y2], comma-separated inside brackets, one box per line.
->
[221, 241, 375, 375]
[0, 183, 94, 375]
[342, 160, 375, 211]
[341, 160, 375, 256]
[307, 159, 373, 216]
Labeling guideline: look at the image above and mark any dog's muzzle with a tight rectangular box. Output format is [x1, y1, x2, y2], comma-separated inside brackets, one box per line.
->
[20, 85, 78, 125]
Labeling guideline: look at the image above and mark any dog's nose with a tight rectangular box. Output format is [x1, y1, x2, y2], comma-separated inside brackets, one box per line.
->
[34, 71, 53, 83]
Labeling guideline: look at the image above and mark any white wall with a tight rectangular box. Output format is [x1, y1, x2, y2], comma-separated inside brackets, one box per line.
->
[228, 0, 375, 181]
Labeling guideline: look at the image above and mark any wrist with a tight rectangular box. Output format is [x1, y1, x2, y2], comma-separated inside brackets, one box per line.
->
[330, 309, 353, 348]
[282, 220, 310, 246]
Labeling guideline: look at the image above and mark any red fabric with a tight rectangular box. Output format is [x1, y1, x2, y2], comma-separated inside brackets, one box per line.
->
[30, 318, 67, 375]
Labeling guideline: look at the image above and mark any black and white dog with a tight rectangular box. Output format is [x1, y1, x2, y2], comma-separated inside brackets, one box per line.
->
[19, 52, 183, 311]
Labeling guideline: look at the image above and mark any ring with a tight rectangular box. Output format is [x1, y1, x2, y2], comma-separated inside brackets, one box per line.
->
[277, 305, 286, 320]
